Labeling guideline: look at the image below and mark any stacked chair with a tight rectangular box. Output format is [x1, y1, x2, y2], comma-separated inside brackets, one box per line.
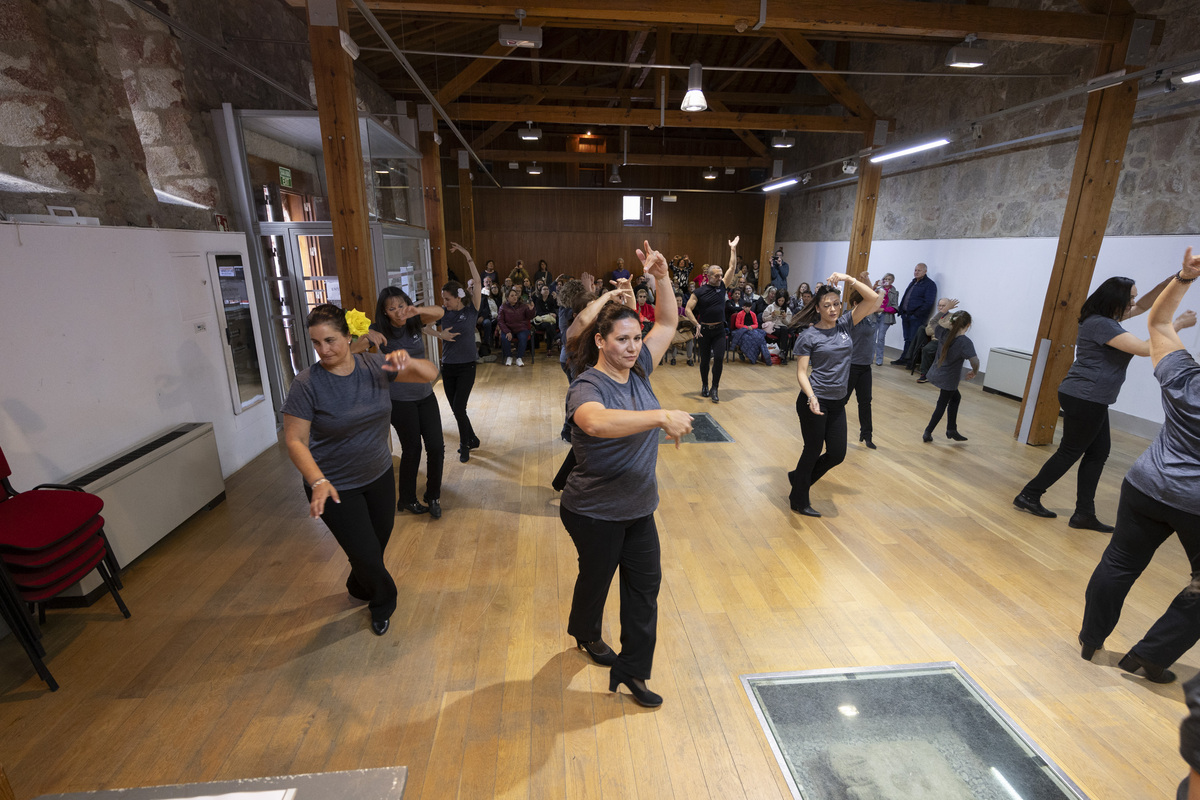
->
[0, 445, 130, 691]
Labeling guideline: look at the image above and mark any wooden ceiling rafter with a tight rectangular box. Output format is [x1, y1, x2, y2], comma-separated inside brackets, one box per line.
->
[476, 149, 773, 167]
[776, 31, 874, 119]
[381, 83, 840, 108]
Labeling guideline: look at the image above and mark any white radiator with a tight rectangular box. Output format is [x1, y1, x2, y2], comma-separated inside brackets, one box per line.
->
[62, 422, 226, 596]
[983, 347, 1032, 400]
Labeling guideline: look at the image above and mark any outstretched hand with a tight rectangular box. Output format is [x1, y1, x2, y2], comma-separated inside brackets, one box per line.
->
[448, 241, 471, 260]
[381, 349, 412, 373]
[728, 236, 740, 249]
[636, 239, 670, 281]
[1174, 310, 1197, 331]
[1183, 247, 1200, 280]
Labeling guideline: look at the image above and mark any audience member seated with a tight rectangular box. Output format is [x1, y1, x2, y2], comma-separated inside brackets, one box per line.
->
[731, 299, 772, 364]
[763, 290, 797, 364]
[917, 297, 959, 383]
[498, 287, 534, 366]
[636, 287, 655, 335]
[532, 259, 552, 287]
[478, 282, 501, 355]
[532, 284, 560, 353]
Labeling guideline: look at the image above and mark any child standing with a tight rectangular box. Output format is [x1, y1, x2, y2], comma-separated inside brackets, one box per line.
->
[922, 311, 980, 442]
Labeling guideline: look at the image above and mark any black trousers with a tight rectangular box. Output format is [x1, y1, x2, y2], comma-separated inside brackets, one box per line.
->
[1021, 391, 1110, 516]
[696, 324, 726, 389]
[561, 506, 661, 679]
[440, 360, 478, 448]
[925, 388, 962, 434]
[390, 393, 444, 503]
[846, 363, 873, 439]
[789, 394, 848, 509]
[918, 339, 939, 376]
[900, 314, 923, 362]
[304, 466, 397, 623]
[1080, 480, 1200, 667]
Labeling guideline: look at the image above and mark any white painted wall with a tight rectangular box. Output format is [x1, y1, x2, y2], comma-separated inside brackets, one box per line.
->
[0, 223, 279, 487]
[779, 234, 1200, 427]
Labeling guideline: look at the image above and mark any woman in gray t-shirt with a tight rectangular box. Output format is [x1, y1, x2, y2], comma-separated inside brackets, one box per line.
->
[1078, 248, 1200, 684]
[788, 275, 881, 517]
[561, 241, 692, 709]
[1015, 273, 1196, 531]
[282, 304, 437, 636]
[920, 311, 979, 442]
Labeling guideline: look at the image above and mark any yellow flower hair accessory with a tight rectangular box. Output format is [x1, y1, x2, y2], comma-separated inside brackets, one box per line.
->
[344, 308, 371, 338]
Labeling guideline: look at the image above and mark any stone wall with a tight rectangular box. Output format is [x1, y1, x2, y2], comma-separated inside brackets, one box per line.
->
[0, 0, 395, 229]
[778, 0, 1200, 242]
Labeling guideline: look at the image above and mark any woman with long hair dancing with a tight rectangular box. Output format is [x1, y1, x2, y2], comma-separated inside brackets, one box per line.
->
[438, 242, 483, 462]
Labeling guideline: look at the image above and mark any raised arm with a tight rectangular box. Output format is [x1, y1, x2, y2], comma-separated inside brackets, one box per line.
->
[450, 242, 482, 307]
[1148, 247, 1200, 368]
[830, 271, 881, 325]
[637, 239, 677, 364]
[722, 236, 741, 287]
[565, 285, 633, 350]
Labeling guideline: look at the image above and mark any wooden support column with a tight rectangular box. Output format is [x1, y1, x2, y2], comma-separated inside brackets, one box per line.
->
[1016, 17, 1140, 444]
[845, 130, 883, 285]
[759, 193, 780, 292]
[457, 151, 476, 257]
[307, 0, 375, 313]
[418, 105, 448, 298]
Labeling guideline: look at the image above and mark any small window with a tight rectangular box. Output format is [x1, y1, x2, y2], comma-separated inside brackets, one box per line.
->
[622, 195, 653, 227]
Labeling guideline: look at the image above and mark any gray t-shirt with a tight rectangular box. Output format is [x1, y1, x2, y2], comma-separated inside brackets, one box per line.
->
[440, 303, 478, 364]
[793, 311, 855, 399]
[1126, 350, 1200, 516]
[850, 312, 877, 366]
[281, 353, 395, 491]
[927, 334, 977, 391]
[372, 323, 433, 403]
[1058, 314, 1134, 405]
[562, 347, 661, 521]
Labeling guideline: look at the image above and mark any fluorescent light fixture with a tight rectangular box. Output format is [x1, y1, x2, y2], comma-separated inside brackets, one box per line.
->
[1177, 69, 1200, 84]
[946, 34, 989, 68]
[837, 705, 859, 717]
[508, 161, 519, 169]
[771, 130, 795, 149]
[498, 9, 541, 48]
[724, 167, 736, 175]
[702, 167, 718, 180]
[526, 162, 542, 175]
[518, 121, 542, 141]
[681, 61, 707, 112]
[661, 193, 677, 203]
[609, 164, 622, 184]
[763, 178, 798, 192]
[869, 138, 950, 163]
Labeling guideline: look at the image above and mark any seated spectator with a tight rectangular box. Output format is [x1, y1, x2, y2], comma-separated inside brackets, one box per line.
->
[478, 282, 502, 355]
[731, 299, 772, 364]
[532, 284, 560, 353]
[532, 259, 552, 287]
[725, 287, 744, 330]
[636, 287, 655, 334]
[498, 287, 534, 366]
[763, 290, 797, 363]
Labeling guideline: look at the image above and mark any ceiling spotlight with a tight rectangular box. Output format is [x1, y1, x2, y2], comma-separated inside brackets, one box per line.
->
[772, 130, 795, 149]
[498, 8, 542, 48]
[801, 172, 812, 185]
[702, 167, 718, 180]
[518, 121, 542, 141]
[945, 33, 989, 69]
[842, 160, 858, 175]
[724, 167, 736, 175]
[526, 161, 543, 175]
[681, 61, 707, 112]
[609, 164, 622, 184]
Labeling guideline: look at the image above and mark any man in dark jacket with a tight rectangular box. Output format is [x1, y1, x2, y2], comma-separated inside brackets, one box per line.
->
[891, 262, 937, 366]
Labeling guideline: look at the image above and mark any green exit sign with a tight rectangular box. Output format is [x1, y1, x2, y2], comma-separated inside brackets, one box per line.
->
[278, 167, 293, 188]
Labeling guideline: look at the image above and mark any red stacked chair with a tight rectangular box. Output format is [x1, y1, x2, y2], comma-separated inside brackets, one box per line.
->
[0, 445, 131, 691]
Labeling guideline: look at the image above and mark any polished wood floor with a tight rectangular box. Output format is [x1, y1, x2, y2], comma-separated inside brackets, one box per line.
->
[1, 351, 1194, 799]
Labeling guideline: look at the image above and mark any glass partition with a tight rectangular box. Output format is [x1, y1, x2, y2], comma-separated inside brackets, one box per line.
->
[207, 253, 266, 414]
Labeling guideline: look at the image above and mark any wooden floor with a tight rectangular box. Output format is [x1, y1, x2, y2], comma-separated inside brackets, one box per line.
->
[1, 352, 1194, 799]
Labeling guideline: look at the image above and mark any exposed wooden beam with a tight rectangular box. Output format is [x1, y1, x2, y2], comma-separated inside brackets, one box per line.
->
[364, 2, 1121, 45]
[776, 32, 874, 118]
[443, 103, 871, 133]
[383, 83, 839, 108]
[707, 99, 770, 157]
[713, 37, 776, 92]
[434, 40, 519, 106]
[476, 149, 772, 167]
[471, 95, 540, 149]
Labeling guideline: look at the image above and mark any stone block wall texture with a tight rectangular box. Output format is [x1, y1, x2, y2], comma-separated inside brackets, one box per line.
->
[778, 0, 1200, 243]
[0, 0, 395, 229]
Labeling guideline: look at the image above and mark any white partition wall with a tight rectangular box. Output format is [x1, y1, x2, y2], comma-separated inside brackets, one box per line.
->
[0, 222, 279, 487]
[780, 235, 1200, 432]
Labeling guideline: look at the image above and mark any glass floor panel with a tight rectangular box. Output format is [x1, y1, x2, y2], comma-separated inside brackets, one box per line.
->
[742, 662, 1087, 800]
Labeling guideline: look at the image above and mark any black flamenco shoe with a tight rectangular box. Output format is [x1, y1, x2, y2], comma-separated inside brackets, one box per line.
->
[427, 499, 442, 519]
[459, 447, 470, 463]
[1069, 513, 1114, 533]
[711, 388, 720, 404]
[946, 430, 969, 441]
[609, 667, 663, 708]
[860, 433, 877, 450]
[371, 618, 390, 636]
[575, 637, 618, 666]
[1118, 651, 1176, 683]
[1079, 636, 1098, 661]
[790, 502, 821, 517]
[1013, 493, 1057, 518]
[922, 431, 933, 443]
[399, 500, 429, 515]
[687, 358, 694, 366]
[468, 435, 481, 449]
[700, 384, 710, 398]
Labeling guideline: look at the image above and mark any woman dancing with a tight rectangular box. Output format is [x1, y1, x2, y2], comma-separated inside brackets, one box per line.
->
[788, 274, 881, 517]
[920, 311, 979, 443]
[1014, 273, 1195, 531]
[1078, 247, 1200, 683]
[561, 240, 692, 708]
[438, 242, 483, 462]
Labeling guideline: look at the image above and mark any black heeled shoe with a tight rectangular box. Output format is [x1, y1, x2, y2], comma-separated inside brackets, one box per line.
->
[790, 502, 821, 517]
[459, 447, 470, 463]
[371, 618, 390, 636]
[468, 436, 481, 449]
[399, 500, 429, 515]
[609, 667, 662, 707]
[946, 430, 968, 441]
[427, 499, 442, 519]
[1118, 651, 1176, 683]
[1079, 636, 1098, 661]
[575, 637, 618, 666]
[922, 431, 933, 443]
[860, 434, 877, 450]
[711, 388, 719, 404]
[700, 385, 710, 397]
[1069, 513, 1114, 533]
[1013, 493, 1056, 518]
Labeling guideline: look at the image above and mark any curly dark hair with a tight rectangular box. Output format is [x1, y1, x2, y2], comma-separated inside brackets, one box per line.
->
[306, 303, 349, 335]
